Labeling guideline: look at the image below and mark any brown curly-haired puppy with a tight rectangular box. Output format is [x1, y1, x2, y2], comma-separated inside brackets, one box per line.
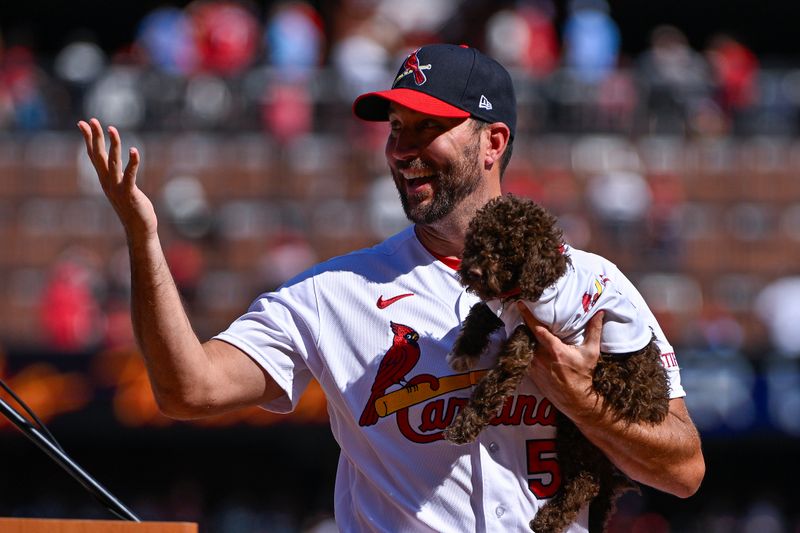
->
[442, 195, 670, 533]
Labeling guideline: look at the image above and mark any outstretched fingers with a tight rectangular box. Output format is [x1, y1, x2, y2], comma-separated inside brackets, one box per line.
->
[107, 126, 122, 183]
[78, 119, 141, 192]
[123, 147, 140, 189]
[78, 118, 111, 186]
[78, 120, 99, 166]
[77, 119, 155, 237]
[77, 120, 91, 151]
[89, 118, 108, 164]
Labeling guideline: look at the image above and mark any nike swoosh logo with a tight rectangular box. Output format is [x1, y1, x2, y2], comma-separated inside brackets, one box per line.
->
[377, 293, 414, 309]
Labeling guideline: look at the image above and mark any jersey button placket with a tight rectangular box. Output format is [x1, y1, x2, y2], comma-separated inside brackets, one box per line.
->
[481, 439, 510, 526]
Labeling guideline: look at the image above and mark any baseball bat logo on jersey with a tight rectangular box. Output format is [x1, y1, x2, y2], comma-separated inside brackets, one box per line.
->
[359, 322, 557, 443]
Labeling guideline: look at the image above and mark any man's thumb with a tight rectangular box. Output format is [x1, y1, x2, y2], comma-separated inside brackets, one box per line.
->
[584, 311, 604, 348]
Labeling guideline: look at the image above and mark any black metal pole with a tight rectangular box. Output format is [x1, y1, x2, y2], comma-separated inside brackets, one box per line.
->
[0, 395, 140, 522]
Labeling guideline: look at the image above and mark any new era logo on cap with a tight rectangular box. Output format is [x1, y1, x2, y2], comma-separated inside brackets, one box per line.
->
[352, 44, 516, 138]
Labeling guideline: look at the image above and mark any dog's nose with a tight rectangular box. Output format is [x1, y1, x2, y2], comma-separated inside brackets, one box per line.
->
[467, 266, 483, 278]
[464, 267, 484, 285]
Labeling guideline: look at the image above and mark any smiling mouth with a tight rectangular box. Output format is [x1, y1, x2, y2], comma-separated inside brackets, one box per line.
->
[404, 176, 436, 196]
[393, 156, 440, 195]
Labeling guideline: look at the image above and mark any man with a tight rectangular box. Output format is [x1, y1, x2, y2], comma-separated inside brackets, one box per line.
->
[78, 44, 703, 532]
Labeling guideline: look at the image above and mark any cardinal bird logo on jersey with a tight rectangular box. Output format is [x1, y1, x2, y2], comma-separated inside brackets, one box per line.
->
[359, 322, 421, 427]
[582, 274, 611, 313]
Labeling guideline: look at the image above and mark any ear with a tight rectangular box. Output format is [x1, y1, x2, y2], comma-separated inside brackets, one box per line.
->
[483, 122, 511, 170]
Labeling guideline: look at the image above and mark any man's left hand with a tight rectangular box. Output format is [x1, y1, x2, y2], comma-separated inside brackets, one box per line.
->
[518, 303, 604, 421]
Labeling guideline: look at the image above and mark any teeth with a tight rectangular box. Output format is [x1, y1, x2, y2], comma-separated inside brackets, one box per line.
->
[400, 170, 434, 180]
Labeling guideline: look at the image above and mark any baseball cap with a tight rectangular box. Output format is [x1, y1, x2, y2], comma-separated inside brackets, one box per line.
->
[353, 44, 517, 138]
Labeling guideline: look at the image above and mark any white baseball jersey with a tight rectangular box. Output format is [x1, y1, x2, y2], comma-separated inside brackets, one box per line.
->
[215, 226, 684, 532]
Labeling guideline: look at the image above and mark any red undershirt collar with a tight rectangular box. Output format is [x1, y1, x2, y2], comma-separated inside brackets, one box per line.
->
[415, 228, 461, 270]
[430, 250, 461, 271]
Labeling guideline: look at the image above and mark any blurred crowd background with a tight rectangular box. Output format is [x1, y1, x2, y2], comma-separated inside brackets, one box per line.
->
[1, 0, 799, 531]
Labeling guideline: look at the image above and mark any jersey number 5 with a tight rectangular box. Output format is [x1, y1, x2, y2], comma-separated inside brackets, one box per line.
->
[526, 438, 561, 499]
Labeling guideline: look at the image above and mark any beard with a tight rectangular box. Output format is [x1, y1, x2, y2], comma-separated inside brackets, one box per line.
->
[395, 136, 483, 225]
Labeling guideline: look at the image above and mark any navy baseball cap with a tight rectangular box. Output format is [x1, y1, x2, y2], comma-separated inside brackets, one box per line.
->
[353, 44, 517, 138]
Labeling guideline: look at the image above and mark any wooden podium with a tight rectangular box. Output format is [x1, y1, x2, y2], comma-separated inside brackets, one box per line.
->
[0, 518, 198, 532]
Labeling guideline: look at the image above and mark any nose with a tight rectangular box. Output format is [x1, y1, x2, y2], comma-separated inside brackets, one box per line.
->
[386, 129, 421, 162]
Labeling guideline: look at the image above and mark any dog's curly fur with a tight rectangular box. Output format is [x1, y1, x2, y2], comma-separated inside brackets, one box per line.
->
[442, 195, 670, 533]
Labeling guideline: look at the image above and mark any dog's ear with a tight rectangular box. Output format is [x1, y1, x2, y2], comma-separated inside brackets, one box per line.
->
[518, 207, 569, 298]
[519, 247, 551, 299]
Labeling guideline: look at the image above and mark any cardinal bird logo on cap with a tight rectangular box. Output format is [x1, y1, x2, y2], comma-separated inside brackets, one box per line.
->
[359, 322, 421, 427]
[394, 49, 432, 86]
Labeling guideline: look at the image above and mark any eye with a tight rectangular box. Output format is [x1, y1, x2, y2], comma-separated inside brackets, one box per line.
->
[389, 120, 401, 136]
[419, 119, 441, 130]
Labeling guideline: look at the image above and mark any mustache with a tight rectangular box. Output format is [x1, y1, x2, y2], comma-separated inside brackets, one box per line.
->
[397, 159, 435, 174]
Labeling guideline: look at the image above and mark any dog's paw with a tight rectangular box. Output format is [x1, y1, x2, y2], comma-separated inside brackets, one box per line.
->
[447, 351, 476, 372]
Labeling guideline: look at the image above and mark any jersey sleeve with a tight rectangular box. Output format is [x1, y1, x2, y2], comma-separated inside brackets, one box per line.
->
[213, 276, 320, 413]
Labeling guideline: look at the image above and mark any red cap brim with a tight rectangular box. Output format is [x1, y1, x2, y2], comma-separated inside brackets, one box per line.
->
[353, 88, 471, 121]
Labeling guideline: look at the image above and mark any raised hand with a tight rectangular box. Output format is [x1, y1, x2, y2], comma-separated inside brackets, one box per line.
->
[77, 118, 157, 240]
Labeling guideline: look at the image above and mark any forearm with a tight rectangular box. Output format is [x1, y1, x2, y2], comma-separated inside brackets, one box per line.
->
[79, 119, 279, 418]
[521, 308, 705, 497]
[128, 232, 211, 415]
[570, 397, 705, 497]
